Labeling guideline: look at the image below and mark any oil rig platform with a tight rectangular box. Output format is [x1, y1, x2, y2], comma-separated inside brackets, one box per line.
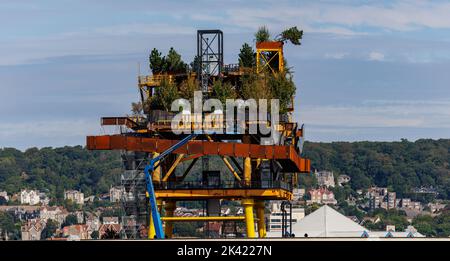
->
[86, 29, 310, 239]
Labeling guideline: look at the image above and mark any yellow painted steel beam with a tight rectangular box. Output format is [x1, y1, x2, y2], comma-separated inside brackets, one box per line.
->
[255, 201, 266, 238]
[222, 156, 242, 181]
[162, 154, 184, 182]
[161, 216, 246, 222]
[244, 157, 251, 185]
[242, 198, 256, 238]
[152, 152, 161, 183]
[155, 188, 292, 200]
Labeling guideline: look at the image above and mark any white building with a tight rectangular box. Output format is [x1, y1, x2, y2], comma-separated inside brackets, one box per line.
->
[315, 170, 335, 187]
[110, 186, 125, 203]
[0, 191, 9, 202]
[20, 190, 41, 205]
[292, 188, 305, 201]
[64, 190, 85, 205]
[267, 201, 305, 233]
[308, 187, 337, 205]
[39, 206, 69, 226]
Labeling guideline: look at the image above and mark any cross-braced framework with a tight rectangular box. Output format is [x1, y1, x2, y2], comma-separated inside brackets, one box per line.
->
[197, 30, 223, 94]
[256, 41, 284, 74]
[120, 151, 149, 239]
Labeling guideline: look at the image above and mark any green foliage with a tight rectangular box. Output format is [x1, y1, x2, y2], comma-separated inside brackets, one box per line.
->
[63, 214, 78, 227]
[149, 48, 164, 74]
[413, 208, 450, 237]
[255, 26, 271, 42]
[149, 47, 187, 75]
[131, 102, 143, 115]
[41, 219, 58, 240]
[238, 43, 256, 68]
[190, 55, 201, 73]
[164, 47, 188, 74]
[173, 221, 203, 237]
[303, 139, 450, 198]
[241, 71, 272, 101]
[212, 80, 237, 104]
[305, 203, 321, 215]
[0, 212, 21, 239]
[151, 78, 180, 111]
[90, 230, 99, 239]
[267, 72, 295, 113]
[365, 209, 409, 231]
[0, 146, 121, 198]
[179, 77, 200, 101]
[279, 26, 303, 45]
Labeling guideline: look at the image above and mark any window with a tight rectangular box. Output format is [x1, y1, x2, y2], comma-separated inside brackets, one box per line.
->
[271, 225, 281, 229]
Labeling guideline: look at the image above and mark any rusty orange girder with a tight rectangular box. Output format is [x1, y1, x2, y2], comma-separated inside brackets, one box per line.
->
[86, 135, 310, 173]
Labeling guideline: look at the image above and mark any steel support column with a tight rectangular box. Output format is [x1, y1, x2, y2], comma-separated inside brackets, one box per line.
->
[255, 201, 266, 238]
[242, 198, 256, 238]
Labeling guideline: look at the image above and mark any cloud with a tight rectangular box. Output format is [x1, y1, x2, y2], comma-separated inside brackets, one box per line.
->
[368, 51, 385, 61]
[324, 52, 349, 59]
[298, 100, 450, 129]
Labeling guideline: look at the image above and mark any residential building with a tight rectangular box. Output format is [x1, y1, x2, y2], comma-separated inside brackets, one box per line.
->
[98, 223, 121, 239]
[64, 190, 84, 205]
[110, 186, 125, 203]
[428, 202, 446, 213]
[21, 219, 45, 240]
[308, 187, 337, 205]
[367, 187, 397, 210]
[314, 170, 335, 187]
[387, 192, 396, 209]
[20, 189, 41, 205]
[62, 224, 90, 240]
[85, 213, 101, 233]
[103, 216, 119, 225]
[72, 211, 84, 224]
[399, 198, 422, 211]
[39, 206, 69, 226]
[400, 198, 411, 208]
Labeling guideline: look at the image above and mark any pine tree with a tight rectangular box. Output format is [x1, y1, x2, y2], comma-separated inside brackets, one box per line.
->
[279, 26, 303, 45]
[149, 48, 164, 74]
[165, 47, 187, 74]
[255, 26, 271, 42]
[238, 43, 256, 68]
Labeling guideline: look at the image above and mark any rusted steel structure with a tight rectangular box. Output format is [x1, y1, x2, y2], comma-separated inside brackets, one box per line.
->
[86, 30, 310, 239]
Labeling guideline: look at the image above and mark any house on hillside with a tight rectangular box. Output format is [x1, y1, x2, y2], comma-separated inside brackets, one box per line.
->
[21, 219, 46, 240]
[64, 190, 84, 205]
[62, 224, 90, 240]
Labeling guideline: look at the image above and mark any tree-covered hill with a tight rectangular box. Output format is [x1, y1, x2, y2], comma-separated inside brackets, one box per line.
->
[303, 139, 450, 198]
[0, 146, 121, 199]
[0, 139, 449, 200]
